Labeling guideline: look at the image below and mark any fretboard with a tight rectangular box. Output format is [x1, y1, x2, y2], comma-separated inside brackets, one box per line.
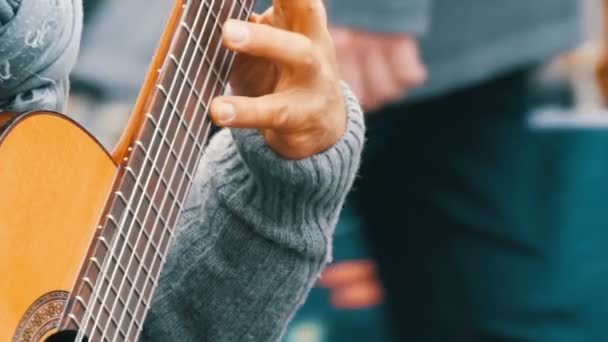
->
[60, 0, 255, 340]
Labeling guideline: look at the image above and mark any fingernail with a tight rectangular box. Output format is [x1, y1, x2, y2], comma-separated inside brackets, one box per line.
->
[223, 21, 249, 45]
[214, 101, 236, 124]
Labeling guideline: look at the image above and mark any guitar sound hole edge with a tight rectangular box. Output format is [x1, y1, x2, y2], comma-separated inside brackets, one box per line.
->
[45, 330, 87, 342]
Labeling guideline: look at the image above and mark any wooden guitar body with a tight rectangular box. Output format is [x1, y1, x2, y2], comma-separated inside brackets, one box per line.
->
[0, 0, 255, 340]
[0, 112, 117, 341]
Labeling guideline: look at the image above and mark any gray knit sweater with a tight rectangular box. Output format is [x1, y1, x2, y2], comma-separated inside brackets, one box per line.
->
[0, 0, 365, 341]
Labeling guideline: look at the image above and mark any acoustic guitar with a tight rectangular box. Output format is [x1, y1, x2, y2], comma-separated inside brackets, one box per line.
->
[0, 0, 255, 340]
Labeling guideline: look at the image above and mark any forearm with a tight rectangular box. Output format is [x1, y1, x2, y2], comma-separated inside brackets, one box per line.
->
[142, 85, 365, 341]
[0, 0, 82, 112]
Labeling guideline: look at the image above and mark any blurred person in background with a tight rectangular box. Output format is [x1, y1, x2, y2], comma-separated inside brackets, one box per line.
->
[325, 1, 608, 342]
[70, 0, 173, 147]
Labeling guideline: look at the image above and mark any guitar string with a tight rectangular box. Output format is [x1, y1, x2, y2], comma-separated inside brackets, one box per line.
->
[103, 0, 249, 339]
[98, 0, 221, 336]
[108, 2, 241, 338]
[77, 0, 213, 339]
[108, 0, 242, 340]
[126, 2, 251, 339]
[64, 0, 241, 336]
[85, 0, 214, 339]
[80, 0, 252, 338]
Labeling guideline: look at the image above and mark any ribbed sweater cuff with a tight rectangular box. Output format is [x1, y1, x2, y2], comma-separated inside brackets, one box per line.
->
[216, 83, 365, 259]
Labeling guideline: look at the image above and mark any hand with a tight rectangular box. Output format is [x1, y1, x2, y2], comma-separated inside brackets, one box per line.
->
[318, 260, 384, 310]
[210, 0, 346, 160]
[330, 26, 427, 112]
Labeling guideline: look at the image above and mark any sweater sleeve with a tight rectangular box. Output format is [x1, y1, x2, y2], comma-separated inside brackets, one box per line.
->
[141, 84, 365, 342]
[328, 0, 433, 35]
[0, 0, 82, 113]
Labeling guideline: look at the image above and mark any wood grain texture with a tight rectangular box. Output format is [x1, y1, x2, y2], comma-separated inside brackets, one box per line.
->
[112, 0, 186, 163]
[0, 112, 16, 127]
[0, 112, 117, 341]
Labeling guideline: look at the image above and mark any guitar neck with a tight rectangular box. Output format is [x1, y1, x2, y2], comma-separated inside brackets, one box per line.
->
[60, 0, 255, 339]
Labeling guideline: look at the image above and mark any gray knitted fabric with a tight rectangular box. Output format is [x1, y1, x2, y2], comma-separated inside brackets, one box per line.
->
[0, 0, 81, 113]
[141, 86, 364, 341]
[1, 0, 366, 340]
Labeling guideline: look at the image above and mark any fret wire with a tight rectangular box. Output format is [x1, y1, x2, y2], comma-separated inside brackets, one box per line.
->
[124, 159, 186, 210]
[172, 27, 228, 86]
[144, 111, 204, 162]
[157, 64, 209, 115]
[159, 33, 224, 120]
[114, 191, 163, 228]
[106, 208, 171, 268]
[106, 206, 170, 260]
[109, 206, 173, 255]
[130, 3, 251, 338]
[147, 96, 213, 179]
[79, 2, 202, 335]
[144, 110, 204, 169]
[73, 1, 252, 339]
[74, 296, 89, 312]
[67, 314, 82, 330]
[172, 2, 226, 89]
[91, 277, 133, 330]
[166, 53, 229, 103]
[75, 164, 172, 340]
[148, 85, 191, 130]
[130, 0, 250, 303]
[105, 213, 158, 272]
[86, 255, 150, 336]
[100, 1, 221, 339]
[125, 0, 247, 338]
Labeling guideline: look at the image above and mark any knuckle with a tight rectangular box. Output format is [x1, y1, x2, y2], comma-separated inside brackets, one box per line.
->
[394, 69, 414, 84]
[271, 102, 291, 128]
[397, 65, 428, 86]
[331, 30, 354, 49]
[300, 40, 321, 70]
[311, 0, 328, 22]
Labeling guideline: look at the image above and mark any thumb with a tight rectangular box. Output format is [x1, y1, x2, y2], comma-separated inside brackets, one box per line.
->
[210, 93, 292, 130]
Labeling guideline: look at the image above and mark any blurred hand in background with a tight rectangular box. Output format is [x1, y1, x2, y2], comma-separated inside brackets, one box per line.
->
[330, 26, 428, 112]
[319, 260, 384, 310]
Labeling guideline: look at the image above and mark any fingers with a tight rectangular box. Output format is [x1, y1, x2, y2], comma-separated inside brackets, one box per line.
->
[223, 20, 317, 69]
[338, 53, 366, 106]
[333, 27, 366, 104]
[330, 280, 384, 310]
[273, 0, 327, 39]
[210, 92, 305, 130]
[330, 25, 430, 112]
[391, 37, 427, 88]
[362, 48, 404, 111]
[318, 260, 384, 310]
[318, 260, 378, 288]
